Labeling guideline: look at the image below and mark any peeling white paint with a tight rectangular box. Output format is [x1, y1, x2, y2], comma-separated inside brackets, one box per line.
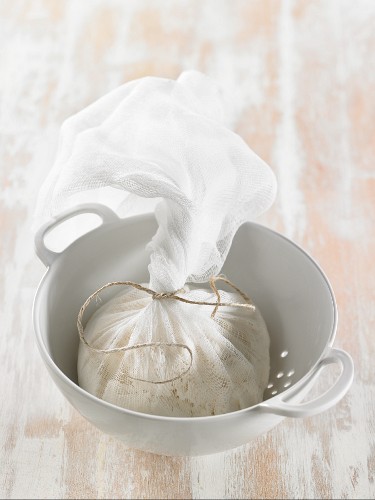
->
[273, 0, 306, 240]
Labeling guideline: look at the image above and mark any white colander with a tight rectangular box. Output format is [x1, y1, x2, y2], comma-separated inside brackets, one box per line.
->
[33, 204, 354, 456]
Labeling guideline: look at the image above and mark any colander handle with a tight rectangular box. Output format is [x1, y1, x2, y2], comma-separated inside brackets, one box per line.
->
[259, 348, 354, 418]
[34, 203, 119, 267]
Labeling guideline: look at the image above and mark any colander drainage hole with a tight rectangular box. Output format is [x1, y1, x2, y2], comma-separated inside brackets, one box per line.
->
[267, 383, 274, 389]
[271, 390, 277, 396]
[287, 369, 295, 377]
[284, 381, 291, 388]
[276, 372, 284, 379]
[280, 350, 288, 358]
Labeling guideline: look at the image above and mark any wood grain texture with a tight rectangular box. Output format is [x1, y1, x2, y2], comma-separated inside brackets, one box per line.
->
[1, 0, 374, 498]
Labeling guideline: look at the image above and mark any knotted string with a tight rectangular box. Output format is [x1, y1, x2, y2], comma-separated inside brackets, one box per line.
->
[77, 275, 255, 384]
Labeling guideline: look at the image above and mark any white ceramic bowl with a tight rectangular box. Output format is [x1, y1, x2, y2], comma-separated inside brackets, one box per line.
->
[33, 204, 354, 456]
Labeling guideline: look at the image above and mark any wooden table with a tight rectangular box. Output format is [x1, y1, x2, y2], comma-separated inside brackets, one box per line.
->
[1, 1, 374, 498]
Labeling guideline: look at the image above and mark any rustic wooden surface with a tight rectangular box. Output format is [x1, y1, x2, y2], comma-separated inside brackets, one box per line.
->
[1, 0, 374, 498]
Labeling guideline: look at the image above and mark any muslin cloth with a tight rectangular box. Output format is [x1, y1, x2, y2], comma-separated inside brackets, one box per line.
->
[36, 71, 277, 416]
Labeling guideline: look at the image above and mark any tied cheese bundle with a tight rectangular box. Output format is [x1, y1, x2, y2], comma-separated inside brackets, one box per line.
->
[36, 71, 277, 417]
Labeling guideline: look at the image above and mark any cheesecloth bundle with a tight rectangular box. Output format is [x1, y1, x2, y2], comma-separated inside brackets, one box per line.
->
[36, 71, 277, 417]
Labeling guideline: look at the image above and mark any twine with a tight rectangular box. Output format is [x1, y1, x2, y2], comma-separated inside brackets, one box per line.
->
[77, 275, 255, 384]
